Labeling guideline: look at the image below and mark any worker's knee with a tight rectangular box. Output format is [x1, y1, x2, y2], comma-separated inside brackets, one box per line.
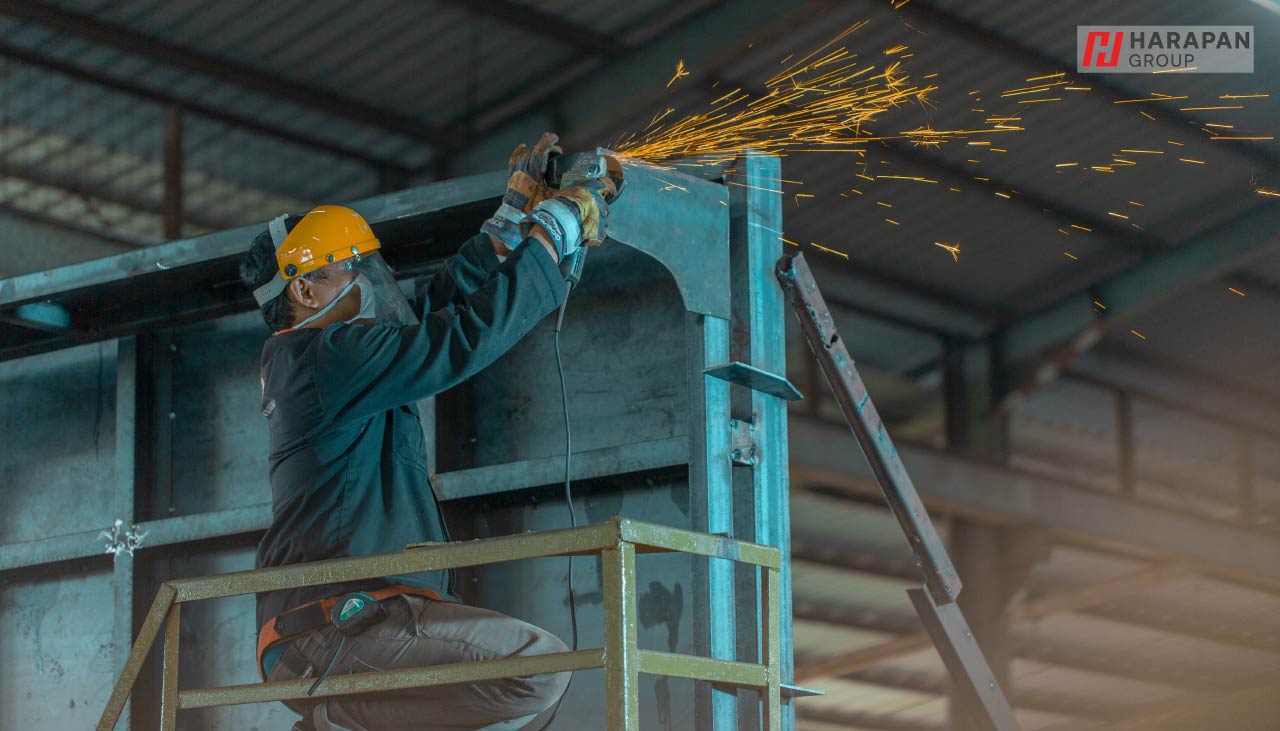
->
[493, 669, 571, 717]
[493, 628, 571, 714]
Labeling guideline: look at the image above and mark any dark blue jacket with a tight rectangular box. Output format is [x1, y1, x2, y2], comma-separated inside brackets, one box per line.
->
[254, 235, 565, 631]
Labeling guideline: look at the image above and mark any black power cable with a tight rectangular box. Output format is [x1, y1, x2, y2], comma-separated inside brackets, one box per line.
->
[536, 253, 585, 731]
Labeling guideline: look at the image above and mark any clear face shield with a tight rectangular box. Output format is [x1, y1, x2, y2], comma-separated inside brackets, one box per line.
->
[297, 250, 418, 328]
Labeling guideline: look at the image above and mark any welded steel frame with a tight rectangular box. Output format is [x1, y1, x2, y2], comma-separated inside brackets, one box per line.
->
[1, 153, 796, 731]
[94, 518, 784, 731]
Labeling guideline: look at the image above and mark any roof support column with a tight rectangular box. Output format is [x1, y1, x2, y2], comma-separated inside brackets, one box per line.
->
[944, 337, 1048, 729]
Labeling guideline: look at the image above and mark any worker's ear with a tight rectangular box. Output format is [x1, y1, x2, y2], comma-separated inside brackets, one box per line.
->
[288, 276, 323, 310]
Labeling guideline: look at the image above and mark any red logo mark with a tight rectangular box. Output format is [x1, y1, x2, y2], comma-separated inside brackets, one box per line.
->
[1082, 31, 1124, 67]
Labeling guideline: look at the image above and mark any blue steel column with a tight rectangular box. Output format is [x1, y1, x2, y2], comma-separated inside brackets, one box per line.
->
[112, 336, 138, 731]
[728, 153, 793, 731]
[687, 311, 737, 730]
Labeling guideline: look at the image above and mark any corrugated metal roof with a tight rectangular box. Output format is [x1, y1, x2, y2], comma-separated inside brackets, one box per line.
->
[706, 0, 1270, 313]
[1102, 276, 1280, 396]
[929, 0, 1280, 160]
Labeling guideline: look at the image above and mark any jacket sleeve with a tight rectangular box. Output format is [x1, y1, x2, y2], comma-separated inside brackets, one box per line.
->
[315, 239, 566, 423]
[413, 233, 503, 316]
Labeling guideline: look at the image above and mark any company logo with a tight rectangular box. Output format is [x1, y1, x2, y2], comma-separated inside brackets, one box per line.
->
[1077, 26, 1254, 73]
[1081, 31, 1124, 67]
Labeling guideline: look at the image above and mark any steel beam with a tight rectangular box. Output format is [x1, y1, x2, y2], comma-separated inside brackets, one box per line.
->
[998, 202, 1280, 408]
[793, 562, 1195, 683]
[162, 106, 183, 240]
[793, 607, 1227, 694]
[779, 253, 959, 605]
[97, 584, 176, 731]
[447, 0, 818, 174]
[0, 155, 228, 231]
[0, 201, 146, 252]
[436, 0, 621, 58]
[0, 155, 728, 358]
[603, 543, 641, 731]
[0, 40, 406, 171]
[1082, 600, 1280, 656]
[111, 336, 139, 731]
[0, 0, 456, 148]
[687, 310, 738, 730]
[1085, 671, 1280, 731]
[10, 414, 1280, 586]
[798, 709, 944, 731]
[728, 152, 794, 730]
[434, 435, 687, 500]
[844, 666, 1111, 723]
[790, 416, 1280, 585]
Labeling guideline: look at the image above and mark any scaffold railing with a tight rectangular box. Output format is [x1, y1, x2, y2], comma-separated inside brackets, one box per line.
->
[96, 517, 784, 731]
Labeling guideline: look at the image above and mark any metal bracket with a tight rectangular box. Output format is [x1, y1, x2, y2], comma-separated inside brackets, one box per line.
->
[729, 418, 757, 466]
[781, 683, 826, 704]
[705, 361, 803, 401]
[100, 518, 147, 557]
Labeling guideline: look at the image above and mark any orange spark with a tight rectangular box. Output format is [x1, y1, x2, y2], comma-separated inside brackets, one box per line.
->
[666, 59, 690, 88]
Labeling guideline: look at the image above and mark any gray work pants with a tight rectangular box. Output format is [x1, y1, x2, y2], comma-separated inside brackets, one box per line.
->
[268, 595, 571, 731]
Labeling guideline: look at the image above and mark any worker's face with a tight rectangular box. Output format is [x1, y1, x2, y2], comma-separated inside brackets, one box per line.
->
[288, 262, 362, 326]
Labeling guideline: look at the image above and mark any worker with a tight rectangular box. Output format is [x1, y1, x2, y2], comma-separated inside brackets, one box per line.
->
[237, 133, 616, 731]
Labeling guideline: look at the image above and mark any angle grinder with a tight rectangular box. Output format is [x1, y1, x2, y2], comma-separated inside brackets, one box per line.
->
[545, 148, 626, 290]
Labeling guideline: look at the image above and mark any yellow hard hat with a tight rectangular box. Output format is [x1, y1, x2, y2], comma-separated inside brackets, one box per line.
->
[253, 205, 381, 305]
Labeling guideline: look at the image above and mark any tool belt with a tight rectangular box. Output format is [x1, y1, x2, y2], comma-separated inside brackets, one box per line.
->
[257, 584, 443, 678]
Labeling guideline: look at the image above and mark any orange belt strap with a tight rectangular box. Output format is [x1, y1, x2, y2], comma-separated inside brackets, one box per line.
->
[257, 584, 443, 675]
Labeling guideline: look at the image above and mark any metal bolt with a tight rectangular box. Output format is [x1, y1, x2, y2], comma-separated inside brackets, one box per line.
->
[731, 449, 742, 460]
[989, 681, 996, 689]
[169, 412, 176, 421]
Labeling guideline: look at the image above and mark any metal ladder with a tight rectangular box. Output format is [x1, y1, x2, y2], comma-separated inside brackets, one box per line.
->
[777, 251, 1021, 731]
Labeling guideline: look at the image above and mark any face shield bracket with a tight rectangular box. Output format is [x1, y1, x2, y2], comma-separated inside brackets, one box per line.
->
[251, 214, 295, 306]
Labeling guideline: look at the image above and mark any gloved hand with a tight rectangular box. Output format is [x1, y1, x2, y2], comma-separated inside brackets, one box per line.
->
[521, 177, 618, 259]
[481, 132, 561, 252]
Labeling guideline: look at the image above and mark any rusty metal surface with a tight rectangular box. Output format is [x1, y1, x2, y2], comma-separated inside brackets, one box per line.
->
[170, 520, 624, 602]
[603, 542, 641, 731]
[160, 604, 180, 731]
[777, 251, 960, 605]
[97, 583, 176, 731]
[180, 650, 606, 709]
[636, 650, 767, 687]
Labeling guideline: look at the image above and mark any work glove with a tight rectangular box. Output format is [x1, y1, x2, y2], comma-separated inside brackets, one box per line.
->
[481, 132, 561, 252]
[521, 177, 618, 259]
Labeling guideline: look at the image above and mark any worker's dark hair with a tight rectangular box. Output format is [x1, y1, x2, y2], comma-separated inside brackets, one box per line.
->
[239, 216, 301, 331]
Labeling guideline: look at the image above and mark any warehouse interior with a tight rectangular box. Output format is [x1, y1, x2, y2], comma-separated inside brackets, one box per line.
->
[2, 1, 1280, 730]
